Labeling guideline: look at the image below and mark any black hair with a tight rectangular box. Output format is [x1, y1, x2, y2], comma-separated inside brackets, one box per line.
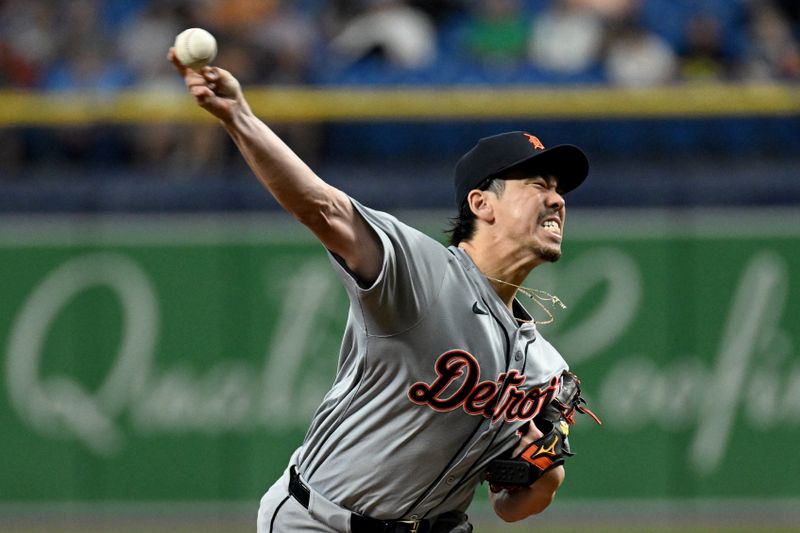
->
[445, 178, 506, 246]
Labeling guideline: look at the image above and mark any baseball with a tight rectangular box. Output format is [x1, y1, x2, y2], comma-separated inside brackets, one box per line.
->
[174, 28, 217, 70]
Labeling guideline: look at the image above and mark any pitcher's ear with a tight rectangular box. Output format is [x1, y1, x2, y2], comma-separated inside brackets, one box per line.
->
[466, 189, 495, 223]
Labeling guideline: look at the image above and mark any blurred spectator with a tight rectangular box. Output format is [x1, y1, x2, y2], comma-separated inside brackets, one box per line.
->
[528, 0, 605, 74]
[679, 14, 729, 82]
[742, 0, 800, 80]
[0, 42, 38, 87]
[460, 0, 529, 68]
[0, 0, 59, 87]
[605, 18, 678, 87]
[118, 3, 183, 86]
[328, 0, 437, 69]
[249, 2, 318, 84]
[44, 0, 133, 91]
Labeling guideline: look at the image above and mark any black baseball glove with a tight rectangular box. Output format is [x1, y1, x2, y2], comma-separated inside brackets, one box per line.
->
[484, 371, 601, 490]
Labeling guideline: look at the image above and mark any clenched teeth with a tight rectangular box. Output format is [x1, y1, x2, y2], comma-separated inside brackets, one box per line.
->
[542, 220, 561, 234]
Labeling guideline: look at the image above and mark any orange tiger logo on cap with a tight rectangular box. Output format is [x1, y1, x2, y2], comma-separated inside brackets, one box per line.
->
[524, 133, 545, 150]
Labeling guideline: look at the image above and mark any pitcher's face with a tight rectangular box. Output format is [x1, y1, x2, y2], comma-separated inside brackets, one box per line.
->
[492, 174, 566, 263]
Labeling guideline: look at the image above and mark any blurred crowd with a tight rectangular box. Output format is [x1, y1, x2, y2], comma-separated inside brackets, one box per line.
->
[0, 0, 798, 175]
[1, 0, 799, 90]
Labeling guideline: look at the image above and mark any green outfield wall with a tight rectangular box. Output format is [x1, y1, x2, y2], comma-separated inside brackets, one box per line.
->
[1, 210, 798, 503]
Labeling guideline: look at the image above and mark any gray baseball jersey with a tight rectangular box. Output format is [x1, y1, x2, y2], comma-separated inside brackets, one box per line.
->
[295, 199, 568, 520]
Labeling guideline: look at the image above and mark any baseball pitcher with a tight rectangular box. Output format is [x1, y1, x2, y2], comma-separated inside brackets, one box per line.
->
[169, 49, 600, 533]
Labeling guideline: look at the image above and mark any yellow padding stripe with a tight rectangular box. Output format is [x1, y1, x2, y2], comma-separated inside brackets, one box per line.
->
[0, 83, 798, 125]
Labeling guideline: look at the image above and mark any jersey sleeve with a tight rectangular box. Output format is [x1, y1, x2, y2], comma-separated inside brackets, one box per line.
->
[327, 198, 449, 337]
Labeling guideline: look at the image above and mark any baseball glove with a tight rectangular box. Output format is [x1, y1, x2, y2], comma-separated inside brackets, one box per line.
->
[484, 371, 601, 490]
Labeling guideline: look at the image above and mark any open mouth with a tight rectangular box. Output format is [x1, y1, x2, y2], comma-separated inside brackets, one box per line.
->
[541, 219, 561, 235]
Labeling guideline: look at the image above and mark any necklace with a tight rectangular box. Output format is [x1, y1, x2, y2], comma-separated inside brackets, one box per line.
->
[485, 275, 566, 325]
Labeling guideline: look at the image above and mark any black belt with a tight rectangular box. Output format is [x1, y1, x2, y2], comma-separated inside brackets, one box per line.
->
[289, 466, 431, 533]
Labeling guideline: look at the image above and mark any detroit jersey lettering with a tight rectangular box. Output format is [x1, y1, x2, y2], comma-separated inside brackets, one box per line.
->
[408, 350, 560, 422]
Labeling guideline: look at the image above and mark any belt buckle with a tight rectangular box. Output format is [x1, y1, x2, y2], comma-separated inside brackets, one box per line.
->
[396, 519, 421, 533]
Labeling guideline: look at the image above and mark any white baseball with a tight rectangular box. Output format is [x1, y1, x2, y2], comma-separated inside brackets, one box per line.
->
[174, 28, 217, 70]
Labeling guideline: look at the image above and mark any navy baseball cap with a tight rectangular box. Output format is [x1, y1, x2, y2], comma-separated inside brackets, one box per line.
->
[454, 131, 589, 208]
